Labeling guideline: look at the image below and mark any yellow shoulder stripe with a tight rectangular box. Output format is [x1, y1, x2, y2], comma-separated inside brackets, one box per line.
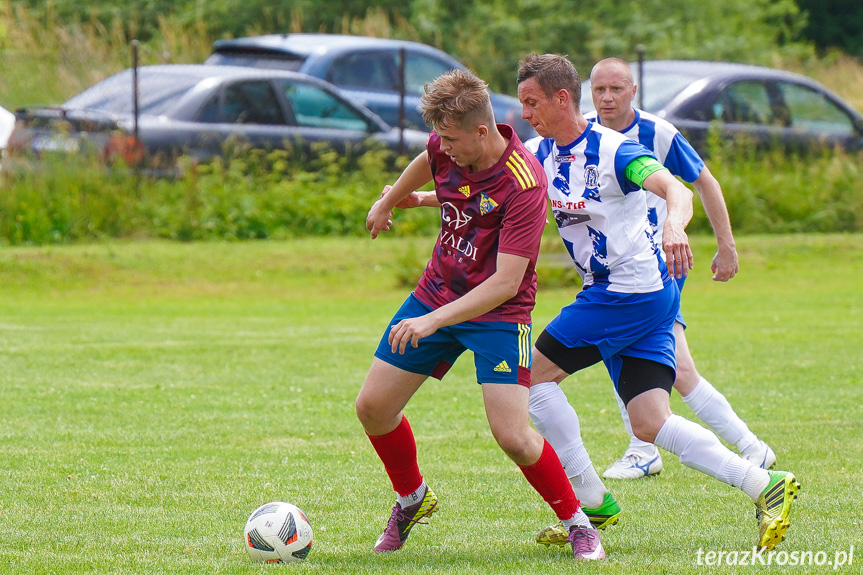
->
[506, 150, 537, 190]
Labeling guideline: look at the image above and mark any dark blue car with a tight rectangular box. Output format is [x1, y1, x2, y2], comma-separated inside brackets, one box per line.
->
[205, 33, 537, 142]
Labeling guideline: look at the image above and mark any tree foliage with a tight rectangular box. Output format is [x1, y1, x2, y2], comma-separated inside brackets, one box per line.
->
[796, 0, 863, 57]
[11, 0, 819, 95]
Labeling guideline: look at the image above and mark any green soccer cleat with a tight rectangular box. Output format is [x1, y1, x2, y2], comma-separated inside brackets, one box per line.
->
[755, 470, 801, 551]
[584, 492, 622, 530]
[535, 492, 622, 547]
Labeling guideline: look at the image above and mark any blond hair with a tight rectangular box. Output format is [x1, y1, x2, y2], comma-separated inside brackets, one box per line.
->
[420, 69, 494, 131]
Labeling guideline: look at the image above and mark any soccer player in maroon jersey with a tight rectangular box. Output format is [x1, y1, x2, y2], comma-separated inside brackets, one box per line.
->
[356, 69, 605, 560]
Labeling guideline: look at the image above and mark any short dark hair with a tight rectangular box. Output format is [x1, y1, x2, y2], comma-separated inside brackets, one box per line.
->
[517, 53, 581, 109]
[420, 69, 494, 131]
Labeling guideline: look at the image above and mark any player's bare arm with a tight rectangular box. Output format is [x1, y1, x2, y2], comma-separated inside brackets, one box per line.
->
[379, 188, 441, 209]
[692, 165, 738, 282]
[388, 252, 530, 354]
[367, 151, 433, 238]
[643, 169, 694, 279]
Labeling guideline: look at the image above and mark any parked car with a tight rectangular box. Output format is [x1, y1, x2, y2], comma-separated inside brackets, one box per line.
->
[580, 60, 863, 155]
[205, 33, 537, 141]
[4, 64, 429, 173]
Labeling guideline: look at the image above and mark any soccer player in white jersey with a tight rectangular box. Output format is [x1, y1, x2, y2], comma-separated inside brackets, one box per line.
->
[586, 57, 776, 480]
[516, 53, 799, 552]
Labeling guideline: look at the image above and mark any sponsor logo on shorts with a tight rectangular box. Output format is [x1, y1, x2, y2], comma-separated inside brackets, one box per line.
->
[494, 360, 512, 373]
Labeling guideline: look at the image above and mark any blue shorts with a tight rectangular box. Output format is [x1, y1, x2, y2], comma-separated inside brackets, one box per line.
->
[374, 293, 532, 386]
[543, 279, 680, 387]
[675, 275, 687, 328]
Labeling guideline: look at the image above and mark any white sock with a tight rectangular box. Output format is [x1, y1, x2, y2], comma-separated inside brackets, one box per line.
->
[528, 382, 595, 477]
[681, 377, 759, 452]
[569, 466, 607, 509]
[654, 414, 768, 496]
[562, 508, 592, 530]
[614, 390, 657, 454]
[740, 465, 771, 501]
[397, 481, 427, 509]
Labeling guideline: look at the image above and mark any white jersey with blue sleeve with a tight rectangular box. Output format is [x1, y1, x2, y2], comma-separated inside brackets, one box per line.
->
[586, 109, 704, 244]
[525, 122, 668, 294]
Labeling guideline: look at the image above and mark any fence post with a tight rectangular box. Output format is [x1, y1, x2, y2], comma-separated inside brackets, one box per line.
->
[636, 44, 645, 110]
[398, 46, 406, 156]
[131, 39, 140, 183]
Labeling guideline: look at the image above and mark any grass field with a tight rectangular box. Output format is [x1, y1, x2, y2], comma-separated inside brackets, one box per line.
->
[0, 234, 860, 574]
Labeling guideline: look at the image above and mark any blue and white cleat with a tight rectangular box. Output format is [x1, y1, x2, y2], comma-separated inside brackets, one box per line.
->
[602, 447, 663, 480]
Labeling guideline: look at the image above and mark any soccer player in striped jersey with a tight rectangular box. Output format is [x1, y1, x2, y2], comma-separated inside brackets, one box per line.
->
[516, 53, 799, 552]
[586, 57, 776, 480]
[357, 69, 603, 561]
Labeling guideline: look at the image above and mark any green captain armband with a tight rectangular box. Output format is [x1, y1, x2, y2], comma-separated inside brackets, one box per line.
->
[625, 156, 667, 187]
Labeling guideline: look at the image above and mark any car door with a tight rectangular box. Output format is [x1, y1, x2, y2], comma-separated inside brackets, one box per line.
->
[325, 50, 404, 127]
[326, 48, 455, 131]
[276, 79, 381, 154]
[712, 80, 787, 148]
[167, 79, 296, 161]
[770, 80, 863, 152]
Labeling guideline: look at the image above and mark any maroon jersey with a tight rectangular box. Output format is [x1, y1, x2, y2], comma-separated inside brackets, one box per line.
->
[414, 124, 548, 324]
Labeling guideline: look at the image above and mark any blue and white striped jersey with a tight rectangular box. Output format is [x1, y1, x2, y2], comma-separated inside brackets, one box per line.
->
[526, 122, 668, 293]
[586, 108, 704, 244]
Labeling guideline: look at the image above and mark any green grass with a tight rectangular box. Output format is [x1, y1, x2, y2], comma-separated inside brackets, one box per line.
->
[0, 234, 860, 574]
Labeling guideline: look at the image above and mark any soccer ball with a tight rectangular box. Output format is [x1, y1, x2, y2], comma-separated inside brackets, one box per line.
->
[243, 501, 313, 563]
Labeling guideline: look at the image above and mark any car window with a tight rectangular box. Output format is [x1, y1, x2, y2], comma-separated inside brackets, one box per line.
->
[581, 71, 703, 114]
[403, 53, 453, 94]
[776, 82, 855, 135]
[714, 81, 774, 125]
[280, 81, 373, 131]
[64, 69, 201, 116]
[328, 52, 398, 91]
[214, 81, 287, 125]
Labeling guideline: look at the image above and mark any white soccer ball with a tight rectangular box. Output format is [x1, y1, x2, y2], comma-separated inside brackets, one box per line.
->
[243, 501, 314, 563]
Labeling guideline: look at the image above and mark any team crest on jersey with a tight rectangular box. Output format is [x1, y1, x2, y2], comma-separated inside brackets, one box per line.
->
[458, 185, 471, 197]
[584, 165, 599, 189]
[479, 192, 498, 215]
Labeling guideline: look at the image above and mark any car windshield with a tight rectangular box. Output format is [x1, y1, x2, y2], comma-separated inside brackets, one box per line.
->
[63, 69, 205, 116]
[581, 68, 708, 114]
[636, 70, 707, 112]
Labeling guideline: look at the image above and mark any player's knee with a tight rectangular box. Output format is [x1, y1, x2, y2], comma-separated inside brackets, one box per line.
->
[354, 394, 383, 428]
[492, 428, 534, 463]
[630, 418, 661, 444]
[673, 362, 699, 393]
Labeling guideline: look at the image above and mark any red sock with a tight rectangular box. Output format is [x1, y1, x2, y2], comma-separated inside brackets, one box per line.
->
[366, 415, 424, 497]
[519, 439, 580, 520]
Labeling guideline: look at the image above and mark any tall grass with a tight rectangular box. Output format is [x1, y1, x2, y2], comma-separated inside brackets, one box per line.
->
[0, 3, 211, 109]
[3, 141, 862, 246]
[0, 145, 439, 244]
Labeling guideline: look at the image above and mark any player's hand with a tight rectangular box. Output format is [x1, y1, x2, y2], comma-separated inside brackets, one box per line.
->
[662, 223, 693, 279]
[388, 315, 438, 354]
[380, 185, 423, 210]
[711, 246, 739, 282]
[366, 197, 394, 239]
